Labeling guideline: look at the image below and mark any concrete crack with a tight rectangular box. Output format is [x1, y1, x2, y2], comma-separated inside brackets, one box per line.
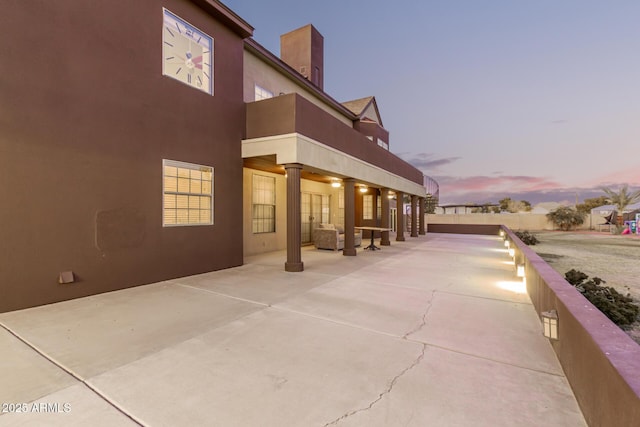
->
[323, 343, 427, 426]
[403, 290, 437, 339]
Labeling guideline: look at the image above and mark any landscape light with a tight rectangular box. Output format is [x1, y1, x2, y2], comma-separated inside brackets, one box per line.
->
[541, 310, 559, 340]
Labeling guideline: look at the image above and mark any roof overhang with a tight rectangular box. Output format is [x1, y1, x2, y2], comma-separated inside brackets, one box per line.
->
[242, 133, 426, 197]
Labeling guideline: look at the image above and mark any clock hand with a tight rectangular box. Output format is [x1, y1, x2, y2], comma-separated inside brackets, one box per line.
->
[192, 55, 203, 70]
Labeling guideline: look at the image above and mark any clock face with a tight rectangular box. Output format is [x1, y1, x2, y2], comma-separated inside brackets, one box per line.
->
[162, 9, 213, 95]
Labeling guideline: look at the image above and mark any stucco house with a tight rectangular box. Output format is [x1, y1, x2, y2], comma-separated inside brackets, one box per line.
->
[0, 0, 428, 312]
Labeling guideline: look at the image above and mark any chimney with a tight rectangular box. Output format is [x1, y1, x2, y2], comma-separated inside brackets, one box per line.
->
[280, 24, 324, 90]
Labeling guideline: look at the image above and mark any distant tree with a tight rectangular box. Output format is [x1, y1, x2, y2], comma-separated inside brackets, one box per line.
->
[576, 196, 609, 214]
[546, 207, 586, 231]
[498, 198, 531, 213]
[490, 206, 501, 214]
[483, 203, 494, 213]
[601, 185, 640, 225]
[499, 197, 512, 212]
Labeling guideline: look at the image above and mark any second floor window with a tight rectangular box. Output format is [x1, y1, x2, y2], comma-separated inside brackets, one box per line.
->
[255, 84, 274, 101]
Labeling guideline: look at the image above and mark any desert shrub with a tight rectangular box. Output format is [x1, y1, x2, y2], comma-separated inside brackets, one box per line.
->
[514, 230, 539, 245]
[546, 207, 586, 231]
[564, 269, 639, 326]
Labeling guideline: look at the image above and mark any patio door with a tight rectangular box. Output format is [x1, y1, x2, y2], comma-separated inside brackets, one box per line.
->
[301, 192, 329, 244]
[390, 208, 397, 232]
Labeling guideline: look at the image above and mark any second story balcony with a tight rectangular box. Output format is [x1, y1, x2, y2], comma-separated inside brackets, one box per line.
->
[245, 93, 424, 192]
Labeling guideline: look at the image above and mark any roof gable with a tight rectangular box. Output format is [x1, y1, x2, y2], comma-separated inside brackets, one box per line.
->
[342, 96, 383, 126]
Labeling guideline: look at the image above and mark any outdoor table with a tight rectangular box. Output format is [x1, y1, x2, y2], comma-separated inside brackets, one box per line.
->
[354, 226, 392, 251]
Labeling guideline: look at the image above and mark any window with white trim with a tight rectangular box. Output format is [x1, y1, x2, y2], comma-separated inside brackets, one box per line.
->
[163, 160, 213, 226]
[254, 84, 274, 101]
[363, 194, 373, 220]
[252, 174, 276, 233]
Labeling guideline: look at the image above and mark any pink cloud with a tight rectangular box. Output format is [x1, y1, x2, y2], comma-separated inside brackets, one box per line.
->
[437, 175, 561, 195]
[589, 166, 640, 187]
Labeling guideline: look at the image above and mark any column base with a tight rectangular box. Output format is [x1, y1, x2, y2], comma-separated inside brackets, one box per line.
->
[343, 248, 357, 256]
[380, 240, 391, 246]
[285, 262, 304, 272]
[419, 231, 426, 236]
[411, 232, 419, 237]
[396, 235, 406, 242]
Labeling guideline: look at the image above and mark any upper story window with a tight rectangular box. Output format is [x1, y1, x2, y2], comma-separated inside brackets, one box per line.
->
[377, 139, 389, 150]
[254, 84, 274, 101]
[163, 160, 213, 226]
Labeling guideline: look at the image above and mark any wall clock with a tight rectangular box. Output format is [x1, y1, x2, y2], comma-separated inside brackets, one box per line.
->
[162, 9, 213, 95]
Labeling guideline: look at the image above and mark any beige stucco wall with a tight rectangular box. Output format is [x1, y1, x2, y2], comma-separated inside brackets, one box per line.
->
[426, 213, 607, 231]
[243, 168, 287, 256]
[243, 168, 342, 256]
[243, 51, 352, 126]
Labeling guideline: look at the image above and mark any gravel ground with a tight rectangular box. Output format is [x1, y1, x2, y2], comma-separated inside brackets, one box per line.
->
[528, 230, 640, 342]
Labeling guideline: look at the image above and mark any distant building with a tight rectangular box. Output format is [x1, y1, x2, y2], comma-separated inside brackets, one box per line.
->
[530, 202, 563, 214]
[435, 204, 500, 214]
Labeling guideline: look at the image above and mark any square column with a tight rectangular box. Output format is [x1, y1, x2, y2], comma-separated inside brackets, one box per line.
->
[411, 195, 419, 237]
[396, 191, 405, 241]
[343, 178, 357, 256]
[380, 188, 391, 246]
[284, 163, 304, 272]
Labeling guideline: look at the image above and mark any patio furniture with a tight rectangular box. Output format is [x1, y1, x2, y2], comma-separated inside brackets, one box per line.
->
[313, 223, 362, 251]
[354, 226, 392, 251]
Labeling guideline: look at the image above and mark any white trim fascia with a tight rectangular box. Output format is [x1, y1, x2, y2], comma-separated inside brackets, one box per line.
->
[242, 133, 426, 196]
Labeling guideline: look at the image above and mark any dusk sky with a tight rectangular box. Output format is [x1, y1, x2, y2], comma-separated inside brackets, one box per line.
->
[225, 0, 640, 205]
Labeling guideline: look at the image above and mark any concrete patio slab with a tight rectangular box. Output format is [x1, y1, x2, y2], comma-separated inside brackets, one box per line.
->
[410, 291, 564, 375]
[0, 233, 586, 426]
[0, 328, 76, 405]
[87, 309, 424, 427]
[336, 346, 585, 427]
[0, 281, 262, 379]
[172, 264, 336, 306]
[276, 277, 434, 337]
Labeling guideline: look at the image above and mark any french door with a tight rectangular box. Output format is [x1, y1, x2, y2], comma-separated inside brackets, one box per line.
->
[301, 192, 329, 244]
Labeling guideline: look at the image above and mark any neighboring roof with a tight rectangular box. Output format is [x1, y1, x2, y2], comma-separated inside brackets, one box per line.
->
[342, 96, 383, 126]
[439, 203, 499, 208]
[590, 203, 640, 214]
[342, 96, 374, 115]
